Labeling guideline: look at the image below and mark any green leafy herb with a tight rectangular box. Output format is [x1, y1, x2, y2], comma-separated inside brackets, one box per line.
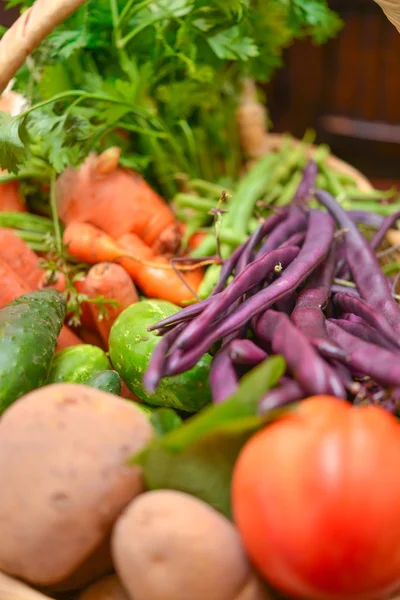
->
[0, 0, 342, 195]
[133, 355, 286, 517]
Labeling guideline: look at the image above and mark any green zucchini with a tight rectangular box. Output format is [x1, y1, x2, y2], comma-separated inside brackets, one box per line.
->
[109, 300, 212, 413]
[0, 289, 66, 413]
[83, 370, 122, 395]
[47, 344, 111, 384]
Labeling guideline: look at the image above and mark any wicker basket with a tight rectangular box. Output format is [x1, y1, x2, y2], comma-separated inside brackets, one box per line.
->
[0, 1, 384, 598]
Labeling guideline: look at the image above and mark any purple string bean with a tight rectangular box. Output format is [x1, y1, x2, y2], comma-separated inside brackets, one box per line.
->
[370, 211, 400, 251]
[165, 210, 335, 375]
[256, 206, 308, 258]
[333, 292, 400, 349]
[255, 309, 346, 397]
[326, 320, 400, 387]
[174, 246, 300, 351]
[292, 160, 318, 205]
[227, 339, 268, 366]
[259, 377, 304, 414]
[209, 348, 238, 403]
[291, 245, 346, 360]
[315, 190, 400, 337]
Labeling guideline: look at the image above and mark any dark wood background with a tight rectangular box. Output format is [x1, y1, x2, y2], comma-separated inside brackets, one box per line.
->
[266, 0, 400, 188]
[1, 0, 399, 187]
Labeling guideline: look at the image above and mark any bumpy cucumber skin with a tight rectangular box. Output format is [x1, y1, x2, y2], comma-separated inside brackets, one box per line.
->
[109, 299, 212, 413]
[83, 370, 122, 395]
[0, 289, 66, 413]
[47, 344, 111, 384]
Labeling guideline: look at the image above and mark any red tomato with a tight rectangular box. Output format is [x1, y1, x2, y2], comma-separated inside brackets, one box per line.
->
[231, 396, 400, 600]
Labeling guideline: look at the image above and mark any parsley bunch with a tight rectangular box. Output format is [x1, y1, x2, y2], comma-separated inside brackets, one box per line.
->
[0, 0, 342, 196]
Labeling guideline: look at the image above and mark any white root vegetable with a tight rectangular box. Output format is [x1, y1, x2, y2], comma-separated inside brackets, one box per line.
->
[78, 574, 129, 600]
[0, 384, 153, 589]
[112, 490, 272, 600]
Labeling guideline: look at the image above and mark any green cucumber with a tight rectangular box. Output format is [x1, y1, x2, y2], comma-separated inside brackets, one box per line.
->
[0, 289, 66, 412]
[109, 299, 212, 413]
[47, 344, 111, 384]
[83, 370, 122, 395]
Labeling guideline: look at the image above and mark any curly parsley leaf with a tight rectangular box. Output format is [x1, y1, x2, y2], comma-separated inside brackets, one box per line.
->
[0, 113, 27, 172]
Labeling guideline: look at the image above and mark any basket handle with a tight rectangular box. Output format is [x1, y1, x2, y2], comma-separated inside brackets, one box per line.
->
[0, 0, 89, 93]
[0, 572, 52, 600]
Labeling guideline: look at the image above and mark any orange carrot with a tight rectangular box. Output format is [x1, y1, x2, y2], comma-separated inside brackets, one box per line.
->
[120, 381, 141, 401]
[0, 179, 26, 212]
[56, 150, 182, 254]
[63, 222, 122, 264]
[0, 228, 66, 291]
[79, 327, 106, 350]
[118, 233, 203, 306]
[57, 325, 83, 351]
[64, 222, 204, 306]
[83, 262, 139, 345]
[0, 258, 30, 308]
[73, 277, 97, 329]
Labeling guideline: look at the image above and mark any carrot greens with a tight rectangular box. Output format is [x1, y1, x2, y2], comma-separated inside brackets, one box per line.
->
[0, 0, 342, 195]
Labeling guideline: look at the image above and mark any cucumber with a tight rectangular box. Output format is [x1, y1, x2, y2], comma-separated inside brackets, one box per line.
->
[109, 300, 212, 413]
[0, 289, 66, 413]
[47, 344, 111, 384]
[83, 370, 122, 395]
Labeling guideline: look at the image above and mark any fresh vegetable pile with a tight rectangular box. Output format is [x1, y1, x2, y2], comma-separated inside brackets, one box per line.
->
[145, 170, 400, 414]
[2, 1, 400, 600]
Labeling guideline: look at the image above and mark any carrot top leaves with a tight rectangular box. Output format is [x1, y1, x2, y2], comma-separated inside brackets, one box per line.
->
[0, 0, 342, 193]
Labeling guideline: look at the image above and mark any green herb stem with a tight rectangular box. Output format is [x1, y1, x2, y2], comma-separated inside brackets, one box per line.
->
[49, 173, 63, 256]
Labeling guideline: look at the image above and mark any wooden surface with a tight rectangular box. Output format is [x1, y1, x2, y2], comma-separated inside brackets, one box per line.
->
[266, 1, 400, 188]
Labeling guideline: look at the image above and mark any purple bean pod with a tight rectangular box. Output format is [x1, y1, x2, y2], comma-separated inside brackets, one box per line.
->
[147, 295, 214, 332]
[333, 292, 400, 348]
[346, 210, 385, 229]
[209, 347, 239, 403]
[236, 222, 267, 273]
[292, 160, 318, 205]
[255, 309, 346, 397]
[316, 190, 400, 337]
[291, 246, 346, 360]
[329, 318, 400, 352]
[370, 211, 400, 251]
[259, 377, 304, 414]
[174, 246, 300, 351]
[210, 242, 249, 297]
[331, 284, 360, 296]
[278, 231, 306, 249]
[326, 320, 400, 387]
[256, 206, 308, 258]
[143, 322, 187, 393]
[165, 210, 335, 376]
[227, 339, 268, 366]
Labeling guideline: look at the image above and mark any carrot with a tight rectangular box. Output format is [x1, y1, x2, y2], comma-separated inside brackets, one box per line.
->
[118, 233, 203, 306]
[57, 325, 83, 351]
[120, 381, 141, 401]
[79, 327, 106, 350]
[63, 222, 122, 264]
[0, 228, 66, 291]
[82, 262, 139, 346]
[73, 277, 97, 329]
[0, 258, 30, 308]
[64, 222, 204, 306]
[56, 150, 182, 254]
[0, 179, 26, 213]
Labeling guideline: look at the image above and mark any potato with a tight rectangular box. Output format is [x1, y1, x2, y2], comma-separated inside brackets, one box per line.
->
[112, 490, 272, 600]
[78, 574, 129, 600]
[0, 384, 153, 588]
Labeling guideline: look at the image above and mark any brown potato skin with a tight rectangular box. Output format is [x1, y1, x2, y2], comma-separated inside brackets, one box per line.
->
[111, 490, 272, 600]
[0, 384, 153, 588]
[78, 574, 129, 600]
